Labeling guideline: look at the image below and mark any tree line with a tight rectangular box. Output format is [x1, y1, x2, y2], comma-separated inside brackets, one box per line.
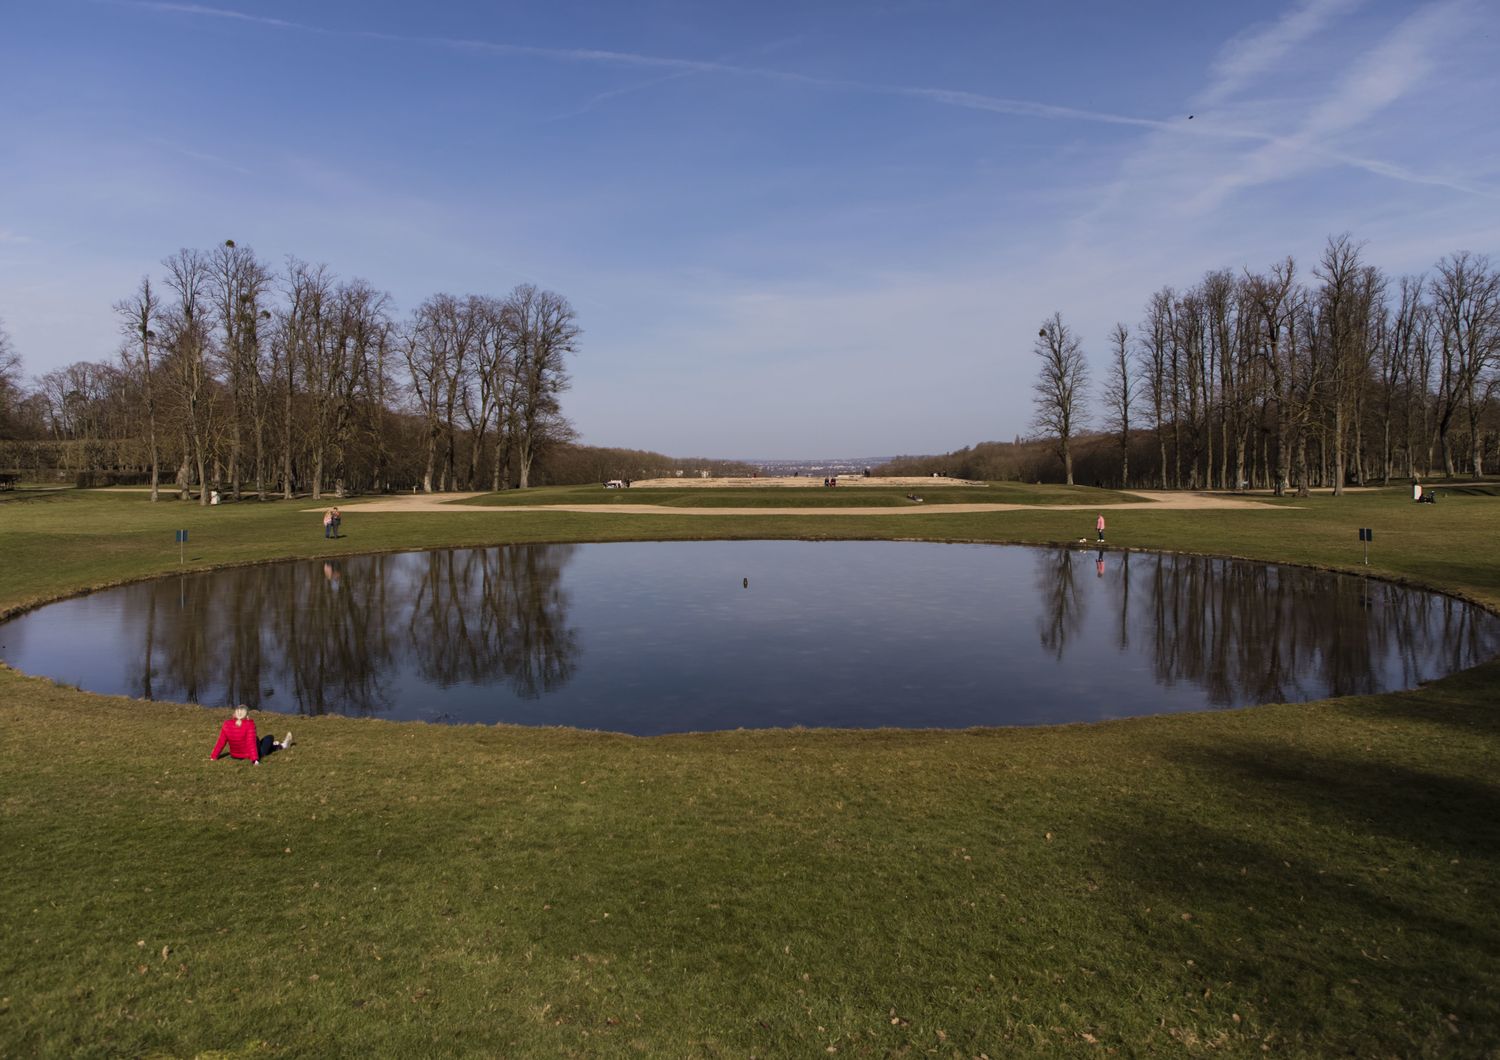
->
[1025, 235, 1500, 493]
[0, 241, 586, 501]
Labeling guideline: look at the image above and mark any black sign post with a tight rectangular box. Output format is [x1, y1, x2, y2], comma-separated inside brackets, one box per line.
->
[1358, 527, 1372, 565]
[176, 528, 188, 565]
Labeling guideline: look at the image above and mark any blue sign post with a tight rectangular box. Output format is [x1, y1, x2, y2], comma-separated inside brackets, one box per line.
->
[176, 529, 188, 565]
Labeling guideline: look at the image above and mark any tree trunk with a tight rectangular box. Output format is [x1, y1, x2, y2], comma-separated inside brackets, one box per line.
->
[193, 433, 209, 507]
[518, 441, 533, 489]
[422, 427, 438, 493]
[1332, 404, 1345, 496]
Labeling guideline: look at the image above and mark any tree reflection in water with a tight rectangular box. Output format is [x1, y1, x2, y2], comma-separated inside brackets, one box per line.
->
[130, 545, 579, 717]
[1035, 547, 1086, 660]
[405, 545, 578, 701]
[1041, 548, 1497, 706]
[8, 541, 1497, 731]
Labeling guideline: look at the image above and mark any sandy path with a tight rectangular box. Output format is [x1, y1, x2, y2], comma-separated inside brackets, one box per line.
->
[315, 490, 1287, 516]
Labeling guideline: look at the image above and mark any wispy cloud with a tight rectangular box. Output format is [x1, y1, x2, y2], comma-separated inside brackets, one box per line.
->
[114, 1, 299, 30]
[146, 137, 256, 176]
[541, 35, 809, 123]
[111, 0, 1489, 205]
[1198, 0, 1366, 107]
[877, 87, 1177, 132]
[106, 1, 1233, 137]
[1186, 0, 1479, 211]
[1050, 0, 1494, 303]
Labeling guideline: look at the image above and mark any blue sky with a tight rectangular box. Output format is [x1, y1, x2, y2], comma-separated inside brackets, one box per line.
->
[3, 0, 1497, 458]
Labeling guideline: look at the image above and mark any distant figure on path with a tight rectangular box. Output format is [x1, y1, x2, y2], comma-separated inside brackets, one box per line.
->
[1096, 513, 1106, 542]
[209, 705, 292, 766]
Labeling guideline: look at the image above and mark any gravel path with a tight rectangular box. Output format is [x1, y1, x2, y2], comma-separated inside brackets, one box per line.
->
[314, 490, 1289, 516]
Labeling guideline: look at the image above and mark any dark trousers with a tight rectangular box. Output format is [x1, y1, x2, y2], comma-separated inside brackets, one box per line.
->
[218, 735, 277, 761]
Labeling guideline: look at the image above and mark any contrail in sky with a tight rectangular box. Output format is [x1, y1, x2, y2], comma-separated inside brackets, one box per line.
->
[110, 0, 1490, 197]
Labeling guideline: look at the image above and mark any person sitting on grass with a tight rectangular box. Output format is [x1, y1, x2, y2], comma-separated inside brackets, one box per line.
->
[209, 705, 292, 766]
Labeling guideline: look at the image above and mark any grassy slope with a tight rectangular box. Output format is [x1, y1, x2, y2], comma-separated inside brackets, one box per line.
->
[1, 486, 1498, 1058]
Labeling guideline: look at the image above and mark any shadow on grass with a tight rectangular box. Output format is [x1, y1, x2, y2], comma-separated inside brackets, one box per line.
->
[1083, 711, 1500, 1054]
[1340, 658, 1500, 737]
[1176, 739, 1500, 862]
[1427, 484, 1500, 498]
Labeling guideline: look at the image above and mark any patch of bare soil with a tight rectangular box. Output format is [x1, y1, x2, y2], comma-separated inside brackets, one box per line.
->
[627, 475, 982, 488]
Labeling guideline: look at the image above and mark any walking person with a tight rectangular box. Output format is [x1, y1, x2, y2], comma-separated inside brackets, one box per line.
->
[1096, 513, 1106, 542]
[209, 705, 292, 766]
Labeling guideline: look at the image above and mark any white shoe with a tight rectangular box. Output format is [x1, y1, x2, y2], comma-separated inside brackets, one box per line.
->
[281, 732, 294, 750]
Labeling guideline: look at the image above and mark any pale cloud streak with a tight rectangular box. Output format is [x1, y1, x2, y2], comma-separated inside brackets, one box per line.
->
[113, 1, 299, 30]
[1198, 0, 1366, 106]
[1069, 0, 1491, 253]
[147, 137, 256, 177]
[109, 0, 1490, 206]
[105, 1, 1240, 138]
[1185, 0, 1478, 212]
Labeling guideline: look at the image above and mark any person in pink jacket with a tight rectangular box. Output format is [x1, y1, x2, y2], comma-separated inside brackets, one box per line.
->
[210, 705, 292, 765]
[1096, 513, 1106, 542]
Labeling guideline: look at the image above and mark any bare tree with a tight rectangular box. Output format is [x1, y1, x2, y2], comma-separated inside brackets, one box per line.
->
[327, 279, 392, 496]
[209, 240, 272, 499]
[292, 263, 344, 499]
[463, 295, 511, 490]
[405, 295, 456, 492]
[1314, 234, 1382, 496]
[1429, 252, 1500, 479]
[9, 239, 603, 493]
[1136, 289, 1174, 488]
[506, 285, 579, 489]
[1101, 322, 1134, 487]
[1288, 289, 1322, 496]
[1031, 312, 1088, 486]
[275, 259, 335, 498]
[1379, 275, 1424, 483]
[1408, 297, 1438, 477]
[0, 317, 23, 440]
[1245, 259, 1300, 496]
[356, 312, 397, 493]
[160, 249, 216, 504]
[266, 305, 296, 499]
[113, 277, 163, 500]
[438, 295, 482, 491]
[1172, 289, 1208, 488]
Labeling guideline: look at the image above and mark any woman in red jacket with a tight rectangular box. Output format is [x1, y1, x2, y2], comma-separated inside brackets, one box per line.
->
[210, 705, 292, 765]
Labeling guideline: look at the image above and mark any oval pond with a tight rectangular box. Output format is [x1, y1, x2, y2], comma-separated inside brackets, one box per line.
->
[2, 541, 1496, 735]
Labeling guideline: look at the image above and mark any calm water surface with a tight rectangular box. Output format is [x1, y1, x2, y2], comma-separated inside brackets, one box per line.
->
[2, 541, 1496, 735]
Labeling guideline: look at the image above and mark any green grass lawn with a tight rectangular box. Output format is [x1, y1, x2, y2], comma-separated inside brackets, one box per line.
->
[2, 485, 1498, 1057]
